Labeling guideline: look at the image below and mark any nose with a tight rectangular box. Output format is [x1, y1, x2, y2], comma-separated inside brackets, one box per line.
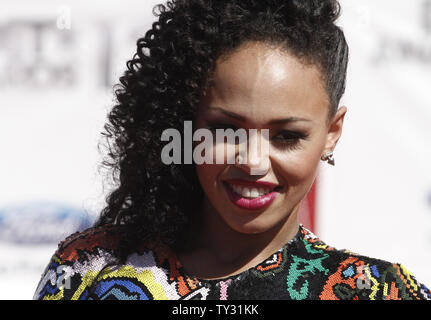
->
[235, 129, 270, 176]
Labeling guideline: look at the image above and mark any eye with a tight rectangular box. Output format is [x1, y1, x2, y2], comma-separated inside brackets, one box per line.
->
[205, 123, 239, 132]
[272, 130, 308, 150]
[204, 123, 308, 150]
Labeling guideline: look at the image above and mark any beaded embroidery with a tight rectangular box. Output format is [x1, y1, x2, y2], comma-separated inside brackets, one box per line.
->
[33, 224, 431, 300]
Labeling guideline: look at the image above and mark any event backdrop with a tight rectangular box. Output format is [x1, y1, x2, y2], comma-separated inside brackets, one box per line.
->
[0, 0, 430, 299]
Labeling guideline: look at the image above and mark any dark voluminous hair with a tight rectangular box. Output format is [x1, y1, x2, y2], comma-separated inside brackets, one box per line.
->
[94, 0, 349, 261]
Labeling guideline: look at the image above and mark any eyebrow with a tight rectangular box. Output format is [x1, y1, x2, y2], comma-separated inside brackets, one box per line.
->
[207, 106, 312, 124]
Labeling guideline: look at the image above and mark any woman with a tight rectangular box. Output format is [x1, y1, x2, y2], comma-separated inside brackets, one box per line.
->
[34, 0, 430, 300]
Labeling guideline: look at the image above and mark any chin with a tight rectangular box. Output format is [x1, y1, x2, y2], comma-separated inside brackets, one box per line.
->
[223, 213, 284, 235]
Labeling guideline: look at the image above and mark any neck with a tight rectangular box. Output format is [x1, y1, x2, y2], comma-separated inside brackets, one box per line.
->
[184, 197, 300, 278]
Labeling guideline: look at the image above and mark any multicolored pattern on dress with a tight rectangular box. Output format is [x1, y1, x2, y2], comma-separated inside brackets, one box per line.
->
[33, 224, 431, 300]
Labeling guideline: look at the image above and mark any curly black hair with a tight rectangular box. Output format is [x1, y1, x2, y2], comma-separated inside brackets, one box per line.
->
[94, 0, 349, 262]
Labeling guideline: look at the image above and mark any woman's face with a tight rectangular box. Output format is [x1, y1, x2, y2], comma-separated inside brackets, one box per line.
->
[194, 41, 346, 235]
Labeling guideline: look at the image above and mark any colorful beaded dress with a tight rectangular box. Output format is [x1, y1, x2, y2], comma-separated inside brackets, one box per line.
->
[33, 224, 431, 300]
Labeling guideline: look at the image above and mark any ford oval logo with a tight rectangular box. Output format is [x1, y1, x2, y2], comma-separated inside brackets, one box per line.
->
[0, 202, 94, 244]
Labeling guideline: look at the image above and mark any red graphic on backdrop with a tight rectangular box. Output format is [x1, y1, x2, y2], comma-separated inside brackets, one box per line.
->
[298, 179, 317, 233]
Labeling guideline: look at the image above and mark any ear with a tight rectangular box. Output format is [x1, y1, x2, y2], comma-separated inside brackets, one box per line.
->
[323, 106, 347, 153]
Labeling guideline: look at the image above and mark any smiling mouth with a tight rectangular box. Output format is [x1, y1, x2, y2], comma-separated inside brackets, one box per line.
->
[223, 181, 282, 199]
[222, 181, 281, 211]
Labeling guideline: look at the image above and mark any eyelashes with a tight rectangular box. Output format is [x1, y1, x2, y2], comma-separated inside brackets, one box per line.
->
[204, 123, 309, 151]
[205, 124, 238, 131]
[272, 131, 308, 151]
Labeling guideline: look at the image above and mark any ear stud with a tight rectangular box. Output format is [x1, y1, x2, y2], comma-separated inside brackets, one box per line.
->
[321, 151, 335, 166]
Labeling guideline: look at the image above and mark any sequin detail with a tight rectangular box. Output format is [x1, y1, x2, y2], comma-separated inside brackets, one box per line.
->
[33, 224, 431, 300]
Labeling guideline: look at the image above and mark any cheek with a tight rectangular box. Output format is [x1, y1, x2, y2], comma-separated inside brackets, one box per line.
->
[195, 163, 223, 192]
[272, 146, 322, 186]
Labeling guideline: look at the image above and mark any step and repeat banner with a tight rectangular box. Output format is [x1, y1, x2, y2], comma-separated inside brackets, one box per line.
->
[319, 0, 431, 288]
[0, 0, 430, 299]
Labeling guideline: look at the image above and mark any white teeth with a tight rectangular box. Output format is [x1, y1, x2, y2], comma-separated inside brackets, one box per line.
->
[242, 187, 251, 198]
[229, 183, 271, 198]
[234, 185, 241, 195]
[250, 188, 259, 198]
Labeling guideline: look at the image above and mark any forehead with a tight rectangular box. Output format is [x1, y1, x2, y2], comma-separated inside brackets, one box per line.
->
[199, 42, 330, 125]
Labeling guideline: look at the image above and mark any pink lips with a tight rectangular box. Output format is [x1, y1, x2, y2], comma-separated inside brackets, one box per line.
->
[223, 179, 280, 211]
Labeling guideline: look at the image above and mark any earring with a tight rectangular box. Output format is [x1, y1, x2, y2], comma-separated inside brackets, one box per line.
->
[321, 151, 335, 166]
